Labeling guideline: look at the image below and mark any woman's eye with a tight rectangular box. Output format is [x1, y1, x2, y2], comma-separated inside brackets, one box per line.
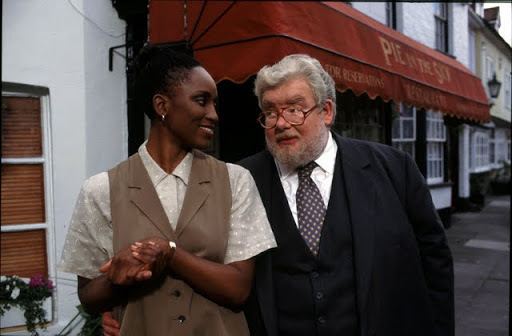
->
[195, 97, 207, 106]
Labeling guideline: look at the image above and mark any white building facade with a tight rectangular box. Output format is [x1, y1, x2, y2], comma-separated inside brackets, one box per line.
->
[2, 0, 126, 333]
[353, 2, 491, 213]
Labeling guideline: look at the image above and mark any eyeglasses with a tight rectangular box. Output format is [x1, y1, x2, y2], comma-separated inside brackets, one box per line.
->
[257, 104, 319, 129]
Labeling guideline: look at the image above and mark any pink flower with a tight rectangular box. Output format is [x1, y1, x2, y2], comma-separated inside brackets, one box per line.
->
[29, 274, 53, 290]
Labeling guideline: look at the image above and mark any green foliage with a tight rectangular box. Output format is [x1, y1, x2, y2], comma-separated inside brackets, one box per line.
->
[0, 274, 53, 335]
[77, 305, 102, 336]
[56, 305, 102, 336]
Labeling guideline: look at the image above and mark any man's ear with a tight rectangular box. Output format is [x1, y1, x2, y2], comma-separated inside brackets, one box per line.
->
[153, 93, 169, 119]
[322, 99, 334, 126]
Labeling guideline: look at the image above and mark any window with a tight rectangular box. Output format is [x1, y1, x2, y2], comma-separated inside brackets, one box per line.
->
[504, 73, 511, 109]
[468, 30, 476, 73]
[334, 91, 386, 143]
[497, 139, 507, 163]
[486, 56, 496, 82]
[1, 85, 54, 327]
[470, 131, 490, 172]
[426, 111, 446, 184]
[434, 3, 449, 53]
[392, 103, 416, 159]
[508, 140, 511, 162]
[489, 129, 496, 165]
[386, 2, 397, 29]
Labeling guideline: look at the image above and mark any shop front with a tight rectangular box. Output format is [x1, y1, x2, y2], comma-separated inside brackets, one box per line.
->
[147, 1, 490, 219]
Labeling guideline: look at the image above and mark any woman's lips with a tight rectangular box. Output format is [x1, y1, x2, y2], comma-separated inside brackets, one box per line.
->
[199, 125, 215, 136]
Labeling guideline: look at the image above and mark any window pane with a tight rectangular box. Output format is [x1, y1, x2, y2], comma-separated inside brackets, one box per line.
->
[403, 120, 414, 139]
[392, 118, 401, 139]
[1, 96, 42, 158]
[0, 229, 48, 277]
[402, 105, 414, 118]
[1, 164, 45, 225]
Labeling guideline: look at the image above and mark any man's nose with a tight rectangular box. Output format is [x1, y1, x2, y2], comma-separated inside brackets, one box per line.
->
[275, 113, 291, 130]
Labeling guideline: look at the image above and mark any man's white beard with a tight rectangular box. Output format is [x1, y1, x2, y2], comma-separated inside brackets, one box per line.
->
[266, 124, 329, 171]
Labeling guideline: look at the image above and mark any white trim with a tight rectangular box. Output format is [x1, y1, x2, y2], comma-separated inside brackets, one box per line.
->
[471, 165, 492, 174]
[427, 176, 444, 185]
[1, 157, 45, 164]
[1, 223, 48, 232]
[41, 93, 57, 324]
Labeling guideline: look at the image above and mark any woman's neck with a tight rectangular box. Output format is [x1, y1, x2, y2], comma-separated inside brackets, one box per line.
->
[146, 124, 189, 174]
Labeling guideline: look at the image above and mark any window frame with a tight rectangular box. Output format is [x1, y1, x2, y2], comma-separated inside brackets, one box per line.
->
[470, 130, 491, 173]
[385, 1, 397, 29]
[392, 103, 416, 159]
[1, 84, 55, 324]
[434, 3, 449, 53]
[504, 72, 511, 110]
[426, 110, 446, 184]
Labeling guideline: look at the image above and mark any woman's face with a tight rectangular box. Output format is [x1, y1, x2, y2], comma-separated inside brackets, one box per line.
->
[163, 66, 218, 150]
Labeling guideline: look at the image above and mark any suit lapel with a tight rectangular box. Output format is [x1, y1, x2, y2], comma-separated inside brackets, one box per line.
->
[336, 134, 377, 320]
[175, 151, 210, 238]
[128, 154, 175, 241]
[252, 151, 280, 336]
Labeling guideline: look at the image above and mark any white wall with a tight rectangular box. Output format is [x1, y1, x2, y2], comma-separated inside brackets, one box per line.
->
[402, 3, 436, 48]
[352, 2, 387, 25]
[401, 3, 469, 66]
[452, 3, 469, 67]
[2, 0, 126, 332]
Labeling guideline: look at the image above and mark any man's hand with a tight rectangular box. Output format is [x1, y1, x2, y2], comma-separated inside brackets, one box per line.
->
[102, 311, 120, 336]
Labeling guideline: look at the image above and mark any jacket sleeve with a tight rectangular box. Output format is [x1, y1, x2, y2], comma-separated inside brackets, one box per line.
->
[403, 153, 455, 336]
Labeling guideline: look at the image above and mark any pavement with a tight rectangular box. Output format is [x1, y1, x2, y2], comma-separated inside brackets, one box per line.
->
[446, 194, 510, 336]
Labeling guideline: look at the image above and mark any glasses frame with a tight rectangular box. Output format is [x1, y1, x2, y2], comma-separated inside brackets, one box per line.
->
[257, 104, 320, 129]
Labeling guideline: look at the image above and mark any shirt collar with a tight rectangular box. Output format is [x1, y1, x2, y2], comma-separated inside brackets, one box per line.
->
[138, 141, 193, 186]
[275, 132, 337, 179]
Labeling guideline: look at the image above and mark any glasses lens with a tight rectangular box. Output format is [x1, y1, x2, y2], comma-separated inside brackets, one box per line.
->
[282, 106, 305, 125]
[259, 112, 277, 128]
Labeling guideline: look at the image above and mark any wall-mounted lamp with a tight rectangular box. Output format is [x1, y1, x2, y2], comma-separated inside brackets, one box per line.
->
[487, 73, 502, 99]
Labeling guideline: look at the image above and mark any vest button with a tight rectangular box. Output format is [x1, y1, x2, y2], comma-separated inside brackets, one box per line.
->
[177, 315, 186, 323]
[311, 271, 319, 279]
[315, 291, 324, 300]
[317, 316, 326, 324]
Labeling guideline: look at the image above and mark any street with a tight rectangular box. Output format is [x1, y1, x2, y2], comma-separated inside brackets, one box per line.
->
[447, 195, 510, 336]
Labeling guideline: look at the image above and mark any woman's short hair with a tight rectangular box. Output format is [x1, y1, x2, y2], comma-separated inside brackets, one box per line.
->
[254, 54, 336, 119]
[133, 44, 201, 120]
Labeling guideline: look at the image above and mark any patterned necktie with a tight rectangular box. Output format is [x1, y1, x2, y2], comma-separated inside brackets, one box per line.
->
[296, 161, 326, 255]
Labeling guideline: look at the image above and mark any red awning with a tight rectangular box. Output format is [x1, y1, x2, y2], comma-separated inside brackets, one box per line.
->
[149, 1, 490, 122]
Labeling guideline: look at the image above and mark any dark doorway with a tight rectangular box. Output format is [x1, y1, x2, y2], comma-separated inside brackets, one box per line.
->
[217, 77, 266, 163]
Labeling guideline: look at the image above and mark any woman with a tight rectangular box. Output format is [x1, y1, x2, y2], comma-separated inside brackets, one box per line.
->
[60, 44, 276, 335]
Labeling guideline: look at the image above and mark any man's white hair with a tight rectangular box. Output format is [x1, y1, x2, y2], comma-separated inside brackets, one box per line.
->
[254, 54, 336, 123]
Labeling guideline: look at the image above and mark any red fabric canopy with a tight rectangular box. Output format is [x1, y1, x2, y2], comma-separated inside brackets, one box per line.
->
[149, 1, 490, 122]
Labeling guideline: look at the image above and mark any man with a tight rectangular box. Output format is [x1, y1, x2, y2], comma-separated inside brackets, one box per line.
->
[239, 54, 454, 336]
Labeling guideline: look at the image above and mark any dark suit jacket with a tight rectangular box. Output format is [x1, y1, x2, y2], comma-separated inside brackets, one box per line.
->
[239, 132, 454, 336]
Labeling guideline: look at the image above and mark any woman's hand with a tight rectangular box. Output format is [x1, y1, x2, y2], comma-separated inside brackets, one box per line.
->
[99, 246, 153, 285]
[129, 237, 175, 277]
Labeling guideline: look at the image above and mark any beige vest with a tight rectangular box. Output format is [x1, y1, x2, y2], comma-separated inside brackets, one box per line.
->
[108, 151, 249, 336]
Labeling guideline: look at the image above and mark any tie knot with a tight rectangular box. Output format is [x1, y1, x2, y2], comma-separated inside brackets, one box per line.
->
[298, 161, 318, 180]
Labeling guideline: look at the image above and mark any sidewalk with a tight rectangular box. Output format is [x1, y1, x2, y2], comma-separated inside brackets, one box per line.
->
[446, 194, 510, 336]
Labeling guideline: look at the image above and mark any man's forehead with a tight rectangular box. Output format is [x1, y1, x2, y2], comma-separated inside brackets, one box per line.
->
[261, 78, 314, 106]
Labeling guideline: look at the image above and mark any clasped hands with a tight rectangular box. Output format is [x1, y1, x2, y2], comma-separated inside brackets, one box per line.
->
[99, 237, 174, 285]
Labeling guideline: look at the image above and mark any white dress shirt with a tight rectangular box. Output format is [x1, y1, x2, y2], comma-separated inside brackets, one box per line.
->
[274, 132, 338, 226]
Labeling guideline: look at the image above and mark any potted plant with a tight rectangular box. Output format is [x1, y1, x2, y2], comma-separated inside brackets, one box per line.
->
[0, 274, 54, 335]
